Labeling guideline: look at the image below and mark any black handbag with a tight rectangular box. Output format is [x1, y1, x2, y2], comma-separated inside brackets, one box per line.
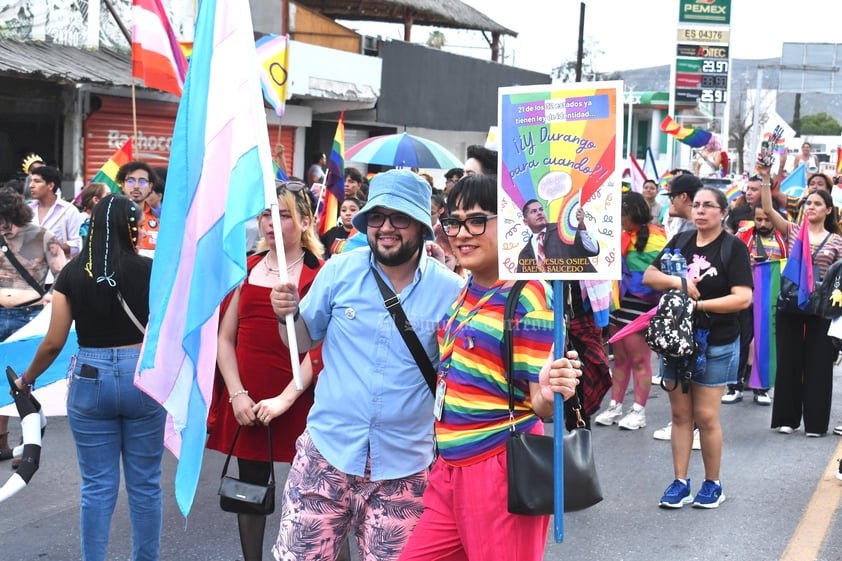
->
[218, 425, 276, 515]
[503, 281, 603, 515]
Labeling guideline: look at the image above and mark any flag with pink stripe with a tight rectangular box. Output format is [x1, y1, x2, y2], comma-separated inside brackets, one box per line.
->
[135, 0, 274, 517]
[132, 0, 188, 96]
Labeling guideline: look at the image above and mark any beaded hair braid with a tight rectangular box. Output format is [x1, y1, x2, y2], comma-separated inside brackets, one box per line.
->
[83, 197, 139, 287]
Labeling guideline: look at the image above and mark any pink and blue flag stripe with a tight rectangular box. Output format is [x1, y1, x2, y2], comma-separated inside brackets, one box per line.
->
[135, 0, 274, 517]
[782, 224, 813, 310]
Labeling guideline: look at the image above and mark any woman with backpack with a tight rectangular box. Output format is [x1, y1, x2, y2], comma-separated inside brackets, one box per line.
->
[643, 186, 753, 509]
[757, 161, 842, 437]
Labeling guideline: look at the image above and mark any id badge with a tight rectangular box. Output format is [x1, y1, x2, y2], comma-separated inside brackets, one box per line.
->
[433, 378, 446, 421]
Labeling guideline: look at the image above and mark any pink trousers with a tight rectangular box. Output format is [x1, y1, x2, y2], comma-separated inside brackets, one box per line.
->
[398, 450, 549, 561]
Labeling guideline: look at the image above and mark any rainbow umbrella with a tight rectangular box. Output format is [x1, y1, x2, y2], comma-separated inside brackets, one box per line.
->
[345, 133, 463, 169]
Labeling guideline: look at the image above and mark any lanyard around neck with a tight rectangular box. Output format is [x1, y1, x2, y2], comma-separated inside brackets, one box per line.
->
[439, 278, 506, 375]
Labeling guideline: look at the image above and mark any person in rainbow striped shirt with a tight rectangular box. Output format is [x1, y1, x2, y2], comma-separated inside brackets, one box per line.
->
[399, 174, 582, 561]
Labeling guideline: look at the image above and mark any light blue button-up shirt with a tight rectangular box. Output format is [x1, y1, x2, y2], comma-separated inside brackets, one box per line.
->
[300, 247, 464, 480]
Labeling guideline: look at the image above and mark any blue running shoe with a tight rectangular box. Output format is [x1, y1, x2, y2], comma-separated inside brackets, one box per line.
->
[659, 479, 693, 508]
[692, 479, 725, 508]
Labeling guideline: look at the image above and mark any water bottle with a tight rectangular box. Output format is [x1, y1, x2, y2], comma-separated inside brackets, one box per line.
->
[672, 249, 687, 278]
[661, 248, 673, 275]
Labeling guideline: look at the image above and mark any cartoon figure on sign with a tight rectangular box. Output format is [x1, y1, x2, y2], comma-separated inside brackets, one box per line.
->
[517, 171, 598, 273]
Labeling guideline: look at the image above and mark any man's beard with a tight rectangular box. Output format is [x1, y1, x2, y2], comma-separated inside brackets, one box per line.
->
[370, 233, 423, 267]
[755, 226, 774, 237]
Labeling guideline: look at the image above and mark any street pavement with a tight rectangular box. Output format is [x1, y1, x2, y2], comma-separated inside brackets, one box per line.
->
[2, 363, 842, 561]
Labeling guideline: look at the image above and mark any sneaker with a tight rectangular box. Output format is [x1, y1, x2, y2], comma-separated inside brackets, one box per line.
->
[778, 426, 799, 434]
[753, 391, 771, 406]
[692, 480, 725, 508]
[806, 432, 825, 438]
[837, 459, 842, 482]
[594, 401, 623, 426]
[618, 408, 646, 430]
[721, 389, 743, 404]
[659, 479, 693, 508]
[653, 423, 701, 449]
[833, 425, 842, 436]
[653, 423, 672, 440]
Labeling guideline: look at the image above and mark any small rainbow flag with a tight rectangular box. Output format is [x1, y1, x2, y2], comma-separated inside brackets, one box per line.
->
[764, 131, 787, 155]
[836, 147, 842, 174]
[90, 139, 133, 193]
[659, 171, 674, 190]
[660, 115, 712, 148]
[319, 112, 344, 236]
[725, 183, 742, 204]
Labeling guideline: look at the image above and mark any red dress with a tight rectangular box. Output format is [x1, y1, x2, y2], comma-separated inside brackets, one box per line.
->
[206, 251, 323, 462]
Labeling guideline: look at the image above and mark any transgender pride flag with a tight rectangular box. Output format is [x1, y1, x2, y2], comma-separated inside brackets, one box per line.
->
[135, 0, 274, 516]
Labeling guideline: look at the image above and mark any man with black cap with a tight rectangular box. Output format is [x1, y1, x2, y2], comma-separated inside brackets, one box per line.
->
[269, 169, 464, 561]
[665, 173, 702, 240]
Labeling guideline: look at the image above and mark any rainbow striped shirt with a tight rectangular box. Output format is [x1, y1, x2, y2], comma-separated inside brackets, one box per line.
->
[435, 280, 554, 466]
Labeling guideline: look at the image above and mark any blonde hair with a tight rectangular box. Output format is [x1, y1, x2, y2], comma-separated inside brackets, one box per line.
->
[274, 189, 324, 258]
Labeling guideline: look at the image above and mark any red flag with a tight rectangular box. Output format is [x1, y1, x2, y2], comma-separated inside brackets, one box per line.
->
[132, 0, 188, 96]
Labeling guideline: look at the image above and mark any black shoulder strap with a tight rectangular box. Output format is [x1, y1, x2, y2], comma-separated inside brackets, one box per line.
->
[0, 234, 46, 296]
[504, 280, 528, 416]
[370, 266, 437, 395]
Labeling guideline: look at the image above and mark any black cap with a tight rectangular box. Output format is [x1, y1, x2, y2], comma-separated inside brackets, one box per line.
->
[670, 174, 703, 195]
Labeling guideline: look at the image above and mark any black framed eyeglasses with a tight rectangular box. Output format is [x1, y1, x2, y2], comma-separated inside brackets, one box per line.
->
[440, 214, 497, 237]
[367, 211, 413, 229]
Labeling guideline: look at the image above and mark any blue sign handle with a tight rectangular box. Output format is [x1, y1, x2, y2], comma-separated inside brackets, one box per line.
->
[552, 280, 566, 542]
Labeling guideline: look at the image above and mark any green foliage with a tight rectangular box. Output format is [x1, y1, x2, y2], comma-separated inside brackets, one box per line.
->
[796, 112, 842, 135]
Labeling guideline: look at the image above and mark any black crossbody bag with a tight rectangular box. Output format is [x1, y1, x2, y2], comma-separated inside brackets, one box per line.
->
[371, 267, 437, 394]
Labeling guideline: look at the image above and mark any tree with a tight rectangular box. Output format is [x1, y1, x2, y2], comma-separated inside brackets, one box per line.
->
[426, 30, 445, 49]
[797, 112, 842, 135]
[552, 38, 608, 82]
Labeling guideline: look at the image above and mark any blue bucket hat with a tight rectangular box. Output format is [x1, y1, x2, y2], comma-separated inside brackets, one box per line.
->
[352, 170, 434, 240]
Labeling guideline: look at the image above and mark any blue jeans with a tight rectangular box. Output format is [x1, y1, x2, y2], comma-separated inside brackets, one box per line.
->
[0, 303, 42, 341]
[67, 347, 166, 561]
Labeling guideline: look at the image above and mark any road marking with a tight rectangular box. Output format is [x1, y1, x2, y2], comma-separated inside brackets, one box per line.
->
[780, 438, 842, 561]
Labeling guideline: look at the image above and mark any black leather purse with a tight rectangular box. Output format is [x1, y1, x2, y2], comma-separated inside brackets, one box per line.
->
[503, 281, 603, 515]
[218, 425, 276, 515]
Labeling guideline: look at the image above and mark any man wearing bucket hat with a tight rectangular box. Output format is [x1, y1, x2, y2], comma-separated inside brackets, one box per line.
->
[270, 169, 464, 561]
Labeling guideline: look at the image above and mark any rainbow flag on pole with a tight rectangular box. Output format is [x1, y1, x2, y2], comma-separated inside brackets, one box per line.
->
[751, 259, 783, 389]
[660, 115, 712, 148]
[836, 147, 842, 174]
[90, 139, 133, 193]
[319, 112, 345, 236]
[135, 0, 274, 517]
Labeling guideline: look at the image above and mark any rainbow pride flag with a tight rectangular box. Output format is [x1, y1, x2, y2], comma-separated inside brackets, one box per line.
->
[725, 183, 742, 204]
[319, 112, 345, 236]
[89, 139, 133, 192]
[751, 259, 783, 389]
[837, 147, 842, 174]
[660, 115, 711, 148]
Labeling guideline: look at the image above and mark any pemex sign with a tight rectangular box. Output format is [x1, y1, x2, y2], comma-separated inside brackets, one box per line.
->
[679, 0, 731, 25]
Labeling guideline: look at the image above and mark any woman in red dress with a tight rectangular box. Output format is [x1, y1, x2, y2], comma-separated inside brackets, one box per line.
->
[206, 182, 324, 561]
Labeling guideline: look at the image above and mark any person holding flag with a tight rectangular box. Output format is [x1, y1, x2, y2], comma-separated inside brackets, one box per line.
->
[758, 160, 842, 436]
[269, 170, 464, 561]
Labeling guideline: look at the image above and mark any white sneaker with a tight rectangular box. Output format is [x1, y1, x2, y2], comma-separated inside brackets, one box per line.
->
[653, 422, 672, 440]
[653, 423, 701, 449]
[618, 408, 646, 430]
[594, 402, 623, 426]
